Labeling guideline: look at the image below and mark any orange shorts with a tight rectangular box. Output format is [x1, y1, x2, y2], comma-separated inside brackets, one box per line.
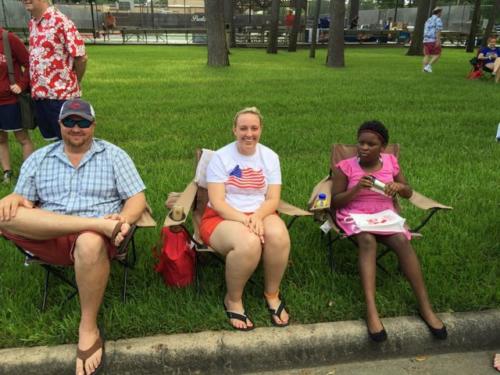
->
[199, 207, 226, 246]
[199, 207, 280, 246]
[2, 230, 118, 266]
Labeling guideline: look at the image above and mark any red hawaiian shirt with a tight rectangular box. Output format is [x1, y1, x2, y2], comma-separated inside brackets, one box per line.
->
[28, 6, 85, 100]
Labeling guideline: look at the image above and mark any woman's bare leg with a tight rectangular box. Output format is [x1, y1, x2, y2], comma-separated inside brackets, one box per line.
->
[261, 214, 290, 325]
[210, 220, 262, 330]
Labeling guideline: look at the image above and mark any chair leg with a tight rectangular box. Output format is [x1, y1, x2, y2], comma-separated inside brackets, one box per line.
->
[40, 264, 78, 311]
[376, 247, 391, 275]
[327, 232, 335, 272]
[195, 251, 202, 294]
[42, 268, 50, 312]
[122, 265, 128, 303]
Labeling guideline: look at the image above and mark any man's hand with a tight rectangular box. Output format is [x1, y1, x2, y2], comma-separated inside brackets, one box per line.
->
[0, 193, 34, 221]
[10, 84, 22, 94]
[103, 213, 128, 223]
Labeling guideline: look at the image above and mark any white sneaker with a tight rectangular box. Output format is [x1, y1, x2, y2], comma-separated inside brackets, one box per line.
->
[423, 64, 433, 73]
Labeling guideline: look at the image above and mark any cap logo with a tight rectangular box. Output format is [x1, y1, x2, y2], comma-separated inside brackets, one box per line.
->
[69, 101, 82, 109]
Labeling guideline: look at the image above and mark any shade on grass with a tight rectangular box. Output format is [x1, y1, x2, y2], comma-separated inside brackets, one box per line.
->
[0, 46, 499, 348]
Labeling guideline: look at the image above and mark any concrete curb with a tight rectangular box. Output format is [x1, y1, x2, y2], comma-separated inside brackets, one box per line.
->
[1, 309, 499, 374]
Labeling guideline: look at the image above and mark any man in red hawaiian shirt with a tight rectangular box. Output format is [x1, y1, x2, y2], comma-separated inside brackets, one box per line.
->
[23, 0, 87, 141]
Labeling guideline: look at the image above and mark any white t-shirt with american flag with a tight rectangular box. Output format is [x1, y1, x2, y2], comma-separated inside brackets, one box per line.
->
[206, 142, 281, 212]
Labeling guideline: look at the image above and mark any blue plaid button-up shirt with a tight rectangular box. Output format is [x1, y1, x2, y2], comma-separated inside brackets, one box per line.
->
[15, 139, 146, 218]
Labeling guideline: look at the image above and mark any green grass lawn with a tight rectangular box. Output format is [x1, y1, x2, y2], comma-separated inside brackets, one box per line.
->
[0, 46, 499, 348]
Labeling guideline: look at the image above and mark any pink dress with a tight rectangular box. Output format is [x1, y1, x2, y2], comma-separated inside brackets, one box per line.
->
[335, 153, 411, 240]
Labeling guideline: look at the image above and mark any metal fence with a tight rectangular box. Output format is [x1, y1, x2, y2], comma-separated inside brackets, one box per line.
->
[1, 0, 491, 44]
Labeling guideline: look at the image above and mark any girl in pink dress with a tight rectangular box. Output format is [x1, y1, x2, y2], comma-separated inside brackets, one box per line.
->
[331, 120, 447, 342]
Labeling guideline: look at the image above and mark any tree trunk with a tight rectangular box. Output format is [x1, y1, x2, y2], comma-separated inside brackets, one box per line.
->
[466, 0, 482, 53]
[267, 0, 280, 53]
[349, 0, 360, 28]
[206, 0, 230, 66]
[326, 0, 345, 67]
[224, 0, 236, 48]
[407, 0, 430, 56]
[428, 0, 437, 17]
[288, 0, 303, 52]
[483, 0, 500, 47]
[309, 0, 322, 58]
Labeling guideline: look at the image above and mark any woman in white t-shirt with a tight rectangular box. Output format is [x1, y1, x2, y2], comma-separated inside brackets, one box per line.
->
[200, 107, 290, 331]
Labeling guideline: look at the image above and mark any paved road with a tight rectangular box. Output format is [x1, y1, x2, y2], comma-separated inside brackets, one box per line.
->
[247, 349, 500, 375]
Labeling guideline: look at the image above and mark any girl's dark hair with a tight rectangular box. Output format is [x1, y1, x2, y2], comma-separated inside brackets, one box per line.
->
[357, 120, 389, 145]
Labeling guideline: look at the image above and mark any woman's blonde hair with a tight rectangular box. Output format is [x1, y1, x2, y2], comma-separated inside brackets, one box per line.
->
[232, 107, 263, 127]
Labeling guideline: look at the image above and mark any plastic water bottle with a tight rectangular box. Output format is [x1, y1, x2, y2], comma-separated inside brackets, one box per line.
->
[314, 193, 328, 209]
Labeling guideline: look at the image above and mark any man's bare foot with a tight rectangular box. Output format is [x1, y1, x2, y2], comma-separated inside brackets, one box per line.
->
[223, 295, 254, 331]
[76, 327, 103, 375]
[493, 353, 500, 372]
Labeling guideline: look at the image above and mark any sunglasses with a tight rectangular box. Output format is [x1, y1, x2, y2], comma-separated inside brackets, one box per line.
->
[61, 118, 94, 128]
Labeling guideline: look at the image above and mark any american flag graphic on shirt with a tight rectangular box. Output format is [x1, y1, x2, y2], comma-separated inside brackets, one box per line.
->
[226, 165, 266, 190]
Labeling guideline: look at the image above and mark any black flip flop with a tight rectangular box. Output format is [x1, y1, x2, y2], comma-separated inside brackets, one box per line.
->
[266, 296, 290, 328]
[223, 301, 255, 331]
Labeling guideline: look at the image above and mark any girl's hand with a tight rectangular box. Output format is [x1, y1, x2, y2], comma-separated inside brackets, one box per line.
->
[355, 175, 374, 191]
[385, 182, 404, 197]
[10, 84, 21, 94]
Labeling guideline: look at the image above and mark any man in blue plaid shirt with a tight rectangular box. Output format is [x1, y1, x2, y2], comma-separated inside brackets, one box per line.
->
[0, 99, 146, 375]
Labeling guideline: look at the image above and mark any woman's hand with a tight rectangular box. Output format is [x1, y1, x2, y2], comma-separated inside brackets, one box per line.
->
[10, 84, 22, 94]
[246, 213, 265, 243]
[384, 182, 405, 197]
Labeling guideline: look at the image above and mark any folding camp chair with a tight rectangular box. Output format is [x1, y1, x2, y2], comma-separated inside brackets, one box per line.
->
[309, 144, 452, 273]
[164, 148, 312, 291]
[9, 207, 156, 311]
[468, 49, 494, 80]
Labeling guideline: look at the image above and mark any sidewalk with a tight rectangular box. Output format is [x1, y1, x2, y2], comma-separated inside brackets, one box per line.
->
[1, 309, 499, 374]
[248, 349, 500, 375]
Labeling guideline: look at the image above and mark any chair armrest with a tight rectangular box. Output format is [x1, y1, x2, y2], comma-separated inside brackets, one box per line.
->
[409, 191, 452, 211]
[163, 180, 198, 227]
[308, 176, 332, 210]
[136, 203, 157, 228]
[277, 200, 312, 217]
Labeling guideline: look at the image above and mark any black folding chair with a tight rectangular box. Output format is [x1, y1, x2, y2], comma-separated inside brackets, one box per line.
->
[8, 208, 156, 311]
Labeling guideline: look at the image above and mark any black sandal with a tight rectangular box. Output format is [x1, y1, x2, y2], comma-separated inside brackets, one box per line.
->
[223, 302, 255, 331]
[265, 296, 290, 327]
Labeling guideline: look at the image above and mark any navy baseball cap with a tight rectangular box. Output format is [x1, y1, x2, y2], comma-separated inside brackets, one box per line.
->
[59, 99, 96, 122]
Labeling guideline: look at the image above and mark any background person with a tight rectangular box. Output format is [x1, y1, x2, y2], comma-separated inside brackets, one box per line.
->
[284, 10, 295, 33]
[330, 120, 447, 342]
[23, 0, 87, 141]
[0, 27, 34, 183]
[478, 36, 500, 83]
[422, 7, 443, 73]
[201, 107, 290, 331]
